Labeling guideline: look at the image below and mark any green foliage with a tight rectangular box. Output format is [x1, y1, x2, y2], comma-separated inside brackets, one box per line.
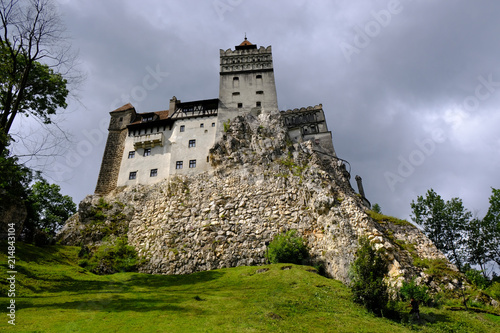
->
[371, 203, 382, 213]
[367, 210, 412, 226]
[223, 119, 230, 132]
[399, 279, 431, 305]
[349, 237, 389, 316]
[278, 155, 307, 177]
[411, 189, 472, 272]
[24, 178, 76, 244]
[414, 257, 459, 279]
[0, 39, 68, 137]
[481, 188, 500, 268]
[465, 267, 490, 290]
[0, 144, 32, 203]
[486, 282, 500, 301]
[266, 229, 309, 264]
[78, 238, 140, 275]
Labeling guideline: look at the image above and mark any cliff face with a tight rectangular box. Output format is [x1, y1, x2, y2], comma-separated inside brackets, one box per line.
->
[59, 110, 453, 285]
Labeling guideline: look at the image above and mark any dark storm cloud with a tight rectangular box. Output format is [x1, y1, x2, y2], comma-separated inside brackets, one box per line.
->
[40, 0, 499, 222]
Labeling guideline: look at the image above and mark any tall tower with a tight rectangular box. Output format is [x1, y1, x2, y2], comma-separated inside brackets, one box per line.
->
[95, 104, 136, 194]
[218, 38, 278, 116]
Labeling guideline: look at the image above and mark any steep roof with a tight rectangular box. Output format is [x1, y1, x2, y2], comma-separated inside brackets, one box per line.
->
[111, 103, 135, 113]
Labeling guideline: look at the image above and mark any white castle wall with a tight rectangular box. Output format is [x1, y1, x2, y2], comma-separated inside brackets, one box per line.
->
[116, 115, 218, 187]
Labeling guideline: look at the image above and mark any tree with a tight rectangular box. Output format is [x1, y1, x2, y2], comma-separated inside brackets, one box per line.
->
[482, 188, 500, 268]
[371, 203, 382, 213]
[466, 217, 491, 277]
[350, 237, 388, 316]
[0, 0, 76, 154]
[411, 189, 472, 272]
[23, 177, 76, 244]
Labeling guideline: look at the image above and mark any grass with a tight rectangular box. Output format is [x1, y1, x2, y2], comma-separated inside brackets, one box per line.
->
[1, 242, 499, 332]
[366, 210, 413, 226]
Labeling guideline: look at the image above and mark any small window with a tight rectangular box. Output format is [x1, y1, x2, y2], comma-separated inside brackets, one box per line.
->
[256, 74, 262, 79]
[143, 148, 151, 156]
[232, 92, 240, 96]
[207, 156, 210, 162]
[119, 117, 123, 122]
[237, 103, 243, 108]
[212, 122, 215, 127]
[200, 123, 204, 128]
[189, 160, 196, 168]
[233, 77, 239, 81]
[256, 90, 264, 94]
[128, 151, 135, 159]
[150, 169, 158, 177]
[189, 139, 196, 148]
[256, 101, 261, 107]
[176, 161, 183, 169]
[180, 125, 185, 132]
[129, 171, 137, 180]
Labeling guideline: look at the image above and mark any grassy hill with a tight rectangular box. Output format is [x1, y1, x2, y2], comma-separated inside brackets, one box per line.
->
[1, 242, 499, 332]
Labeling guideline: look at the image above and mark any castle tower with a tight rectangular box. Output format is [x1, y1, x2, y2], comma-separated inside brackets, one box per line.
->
[218, 38, 278, 115]
[95, 104, 136, 194]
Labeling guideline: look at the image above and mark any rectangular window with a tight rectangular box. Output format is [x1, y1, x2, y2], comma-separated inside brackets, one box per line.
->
[129, 171, 137, 180]
[180, 125, 185, 132]
[150, 169, 158, 177]
[256, 101, 261, 107]
[189, 160, 196, 168]
[212, 122, 215, 127]
[176, 161, 183, 169]
[200, 123, 204, 128]
[256, 90, 264, 94]
[256, 74, 262, 79]
[143, 148, 151, 156]
[128, 151, 135, 159]
[189, 139, 196, 148]
[237, 103, 243, 108]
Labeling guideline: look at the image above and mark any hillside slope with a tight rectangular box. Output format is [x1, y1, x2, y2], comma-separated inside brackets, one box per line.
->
[1, 242, 499, 332]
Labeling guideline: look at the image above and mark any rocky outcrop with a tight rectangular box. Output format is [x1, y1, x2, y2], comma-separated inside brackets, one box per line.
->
[58, 110, 455, 285]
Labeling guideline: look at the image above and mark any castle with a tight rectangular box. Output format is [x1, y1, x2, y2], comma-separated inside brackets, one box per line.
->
[95, 38, 335, 194]
[60, 39, 453, 285]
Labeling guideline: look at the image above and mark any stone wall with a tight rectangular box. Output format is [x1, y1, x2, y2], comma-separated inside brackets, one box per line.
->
[60, 110, 455, 286]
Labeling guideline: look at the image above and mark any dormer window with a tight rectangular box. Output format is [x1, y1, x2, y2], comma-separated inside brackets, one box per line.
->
[142, 115, 154, 122]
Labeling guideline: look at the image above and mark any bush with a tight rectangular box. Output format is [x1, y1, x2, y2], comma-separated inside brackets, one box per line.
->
[465, 268, 490, 290]
[486, 282, 500, 301]
[399, 279, 431, 305]
[350, 237, 388, 316]
[266, 230, 309, 264]
[78, 238, 140, 275]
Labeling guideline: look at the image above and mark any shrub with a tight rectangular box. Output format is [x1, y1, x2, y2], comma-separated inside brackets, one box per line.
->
[486, 282, 500, 301]
[266, 230, 309, 264]
[349, 237, 388, 316]
[399, 278, 431, 305]
[78, 238, 140, 275]
[465, 268, 490, 290]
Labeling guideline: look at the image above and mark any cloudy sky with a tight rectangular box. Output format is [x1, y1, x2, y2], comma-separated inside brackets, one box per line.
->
[13, 0, 500, 221]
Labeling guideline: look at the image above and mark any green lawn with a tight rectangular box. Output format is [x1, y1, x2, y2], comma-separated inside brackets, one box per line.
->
[0, 242, 499, 332]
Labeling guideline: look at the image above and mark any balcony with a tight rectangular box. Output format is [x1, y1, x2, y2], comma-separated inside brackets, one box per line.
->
[133, 132, 164, 149]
